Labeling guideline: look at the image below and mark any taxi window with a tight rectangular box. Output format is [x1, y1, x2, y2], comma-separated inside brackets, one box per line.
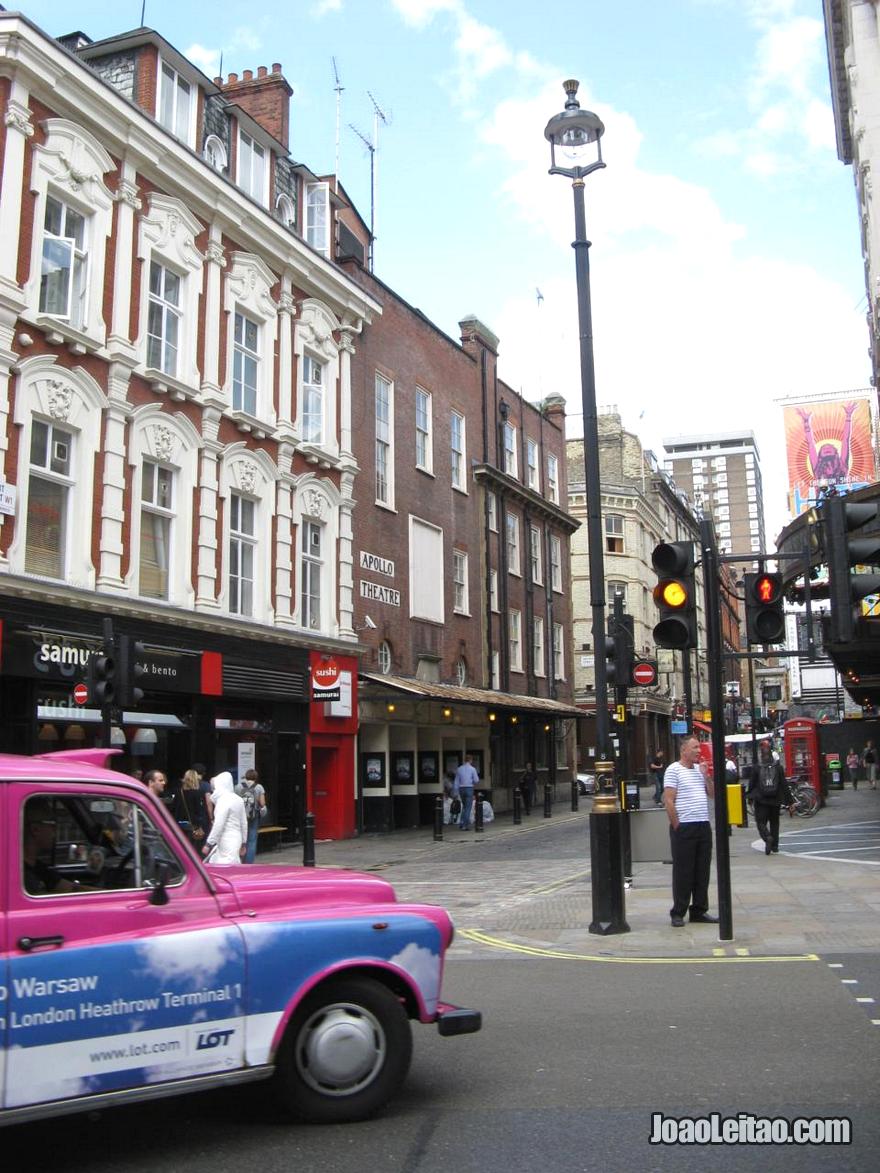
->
[22, 793, 186, 897]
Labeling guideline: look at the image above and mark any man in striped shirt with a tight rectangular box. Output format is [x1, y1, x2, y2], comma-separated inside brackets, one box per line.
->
[663, 735, 717, 928]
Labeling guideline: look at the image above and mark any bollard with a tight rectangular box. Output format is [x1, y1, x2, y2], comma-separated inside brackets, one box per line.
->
[474, 790, 484, 833]
[571, 778, 579, 812]
[543, 782, 553, 818]
[433, 794, 444, 841]
[513, 786, 522, 825]
[302, 811, 316, 867]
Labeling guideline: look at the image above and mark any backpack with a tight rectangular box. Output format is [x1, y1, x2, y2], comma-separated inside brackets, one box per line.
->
[240, 784, 259, 823]
[757, 765, 779, 799]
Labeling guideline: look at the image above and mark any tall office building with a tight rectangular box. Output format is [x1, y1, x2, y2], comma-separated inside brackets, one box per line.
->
[662, 431, 766, 571]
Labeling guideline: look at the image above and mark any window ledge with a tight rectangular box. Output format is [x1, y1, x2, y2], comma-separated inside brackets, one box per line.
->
[228, 408, 274, 440]
[298, 443, 341, 470]
[142, 367, 200, 402]
[35, 315, 104, 356]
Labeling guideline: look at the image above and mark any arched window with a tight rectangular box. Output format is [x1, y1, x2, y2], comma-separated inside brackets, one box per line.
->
[275, 192, 295, 229]
[203, 134, 228, 172]
[378, 641, 392, 674]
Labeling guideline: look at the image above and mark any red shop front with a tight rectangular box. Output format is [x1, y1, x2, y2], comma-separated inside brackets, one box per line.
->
[308, 651, 359, 840]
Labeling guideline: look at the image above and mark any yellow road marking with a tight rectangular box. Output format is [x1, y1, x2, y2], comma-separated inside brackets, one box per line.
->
[459, 928, 819, 964]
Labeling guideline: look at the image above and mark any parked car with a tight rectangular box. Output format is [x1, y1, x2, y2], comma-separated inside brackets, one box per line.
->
[2, 748, 480, 1127]
[576, 772, 596, 795]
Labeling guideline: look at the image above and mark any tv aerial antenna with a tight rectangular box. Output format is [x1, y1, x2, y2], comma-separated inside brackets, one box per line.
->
[350, 91, 391, 272]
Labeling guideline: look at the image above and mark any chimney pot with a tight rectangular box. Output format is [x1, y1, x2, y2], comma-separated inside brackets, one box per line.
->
[228, 72, 238, 84]
[242, 69, 253, 81]
[272, 63, 282, 73]
[257, 65, 267, 78]
[213, 76, 223, 86]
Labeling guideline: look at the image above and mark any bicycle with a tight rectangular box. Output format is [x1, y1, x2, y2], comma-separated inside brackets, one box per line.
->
[788, 781, 819, 818]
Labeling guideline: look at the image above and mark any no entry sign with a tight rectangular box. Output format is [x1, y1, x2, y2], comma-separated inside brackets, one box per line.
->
[631, 661, 657, 687]
[73, 682, 89, 705]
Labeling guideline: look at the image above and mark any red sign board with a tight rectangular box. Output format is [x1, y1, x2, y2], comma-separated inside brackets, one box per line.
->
[631, 661, 657, 687]
[73, 682, 89, 705]
[313, 659, 340, 689]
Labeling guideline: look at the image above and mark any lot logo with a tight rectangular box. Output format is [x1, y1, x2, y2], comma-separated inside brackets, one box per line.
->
[196, 1029, 235, 1050]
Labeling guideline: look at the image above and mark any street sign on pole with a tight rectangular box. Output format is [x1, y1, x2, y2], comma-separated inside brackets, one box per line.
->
[631, 661, 657, 687]
[73, 682, 88, 705]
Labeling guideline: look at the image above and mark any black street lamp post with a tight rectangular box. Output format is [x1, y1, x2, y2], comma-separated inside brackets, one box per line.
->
[545, 80, 628, 934]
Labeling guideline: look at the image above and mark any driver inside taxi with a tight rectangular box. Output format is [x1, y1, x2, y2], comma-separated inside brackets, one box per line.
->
[23, 798, 81, 894]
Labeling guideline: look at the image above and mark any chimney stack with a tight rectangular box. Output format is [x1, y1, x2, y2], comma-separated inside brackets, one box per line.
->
[217, 63, 293, 150]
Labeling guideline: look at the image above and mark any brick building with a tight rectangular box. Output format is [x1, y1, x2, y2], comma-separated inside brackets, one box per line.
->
[0, 14, 578, 836]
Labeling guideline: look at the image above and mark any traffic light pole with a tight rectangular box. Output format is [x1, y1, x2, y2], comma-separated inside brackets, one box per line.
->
[699, 518, 733, 942]
[100, 617, 114, 750]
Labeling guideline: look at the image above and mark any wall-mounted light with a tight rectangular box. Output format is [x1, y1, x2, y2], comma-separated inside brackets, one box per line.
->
[544, 723, 551, 733]
[386, 702, 396, 714]
[510, 715, 518, 725]
[488, 712, 496, 723]
[443, 707, 452, 719]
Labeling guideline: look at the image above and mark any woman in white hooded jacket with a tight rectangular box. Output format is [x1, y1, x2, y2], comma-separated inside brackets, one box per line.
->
[203, 772, 247, 865]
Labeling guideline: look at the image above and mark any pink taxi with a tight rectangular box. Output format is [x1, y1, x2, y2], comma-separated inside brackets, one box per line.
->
[0, 749, 480, 1126]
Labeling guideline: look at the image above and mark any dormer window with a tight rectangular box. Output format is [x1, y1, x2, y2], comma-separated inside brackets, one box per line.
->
[238, 130, 267, 204]
[275, 193, 295, 229]
[203, 134, 227, 172]
[158, 62, 193, 143]
[306, 182, 329, 255]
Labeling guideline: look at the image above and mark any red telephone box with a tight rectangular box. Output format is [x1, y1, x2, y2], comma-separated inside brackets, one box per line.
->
[783, 718, 821, 797]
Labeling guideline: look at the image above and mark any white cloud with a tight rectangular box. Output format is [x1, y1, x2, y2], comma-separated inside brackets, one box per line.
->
[312, 0, 342, 14]
[185, 43, 220, 77]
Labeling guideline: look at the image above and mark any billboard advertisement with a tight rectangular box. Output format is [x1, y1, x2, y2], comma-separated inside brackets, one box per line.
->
[783, 395, 876, 516]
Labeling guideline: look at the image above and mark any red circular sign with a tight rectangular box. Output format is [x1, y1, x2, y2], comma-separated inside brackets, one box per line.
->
[73, 682, 89, 705]
[314, 659, 340, 687]
[632, 662, 657, 687]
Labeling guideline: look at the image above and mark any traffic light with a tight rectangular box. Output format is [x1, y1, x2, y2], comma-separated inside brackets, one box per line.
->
[604, 614, 634, 703]
[822, 497, 880, 644]
[87, 645, 117, 708]
[116, 635, 147, 708]
[651, 541, 697, 649]
[743, 571, 785, 644]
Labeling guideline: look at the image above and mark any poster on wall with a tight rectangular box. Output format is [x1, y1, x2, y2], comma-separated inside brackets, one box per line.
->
[443, 753, 460, 785]
[361, 753, 385, 789]
[418, 751, 439, 786]
[391, 751, 414, 785]
[237, 742, 256, 779]
[783, 395, 876, 516]
[469, 750, 485, 780]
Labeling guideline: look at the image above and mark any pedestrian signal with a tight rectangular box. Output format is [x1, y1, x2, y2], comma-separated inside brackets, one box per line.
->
[743, 572, 785, 645]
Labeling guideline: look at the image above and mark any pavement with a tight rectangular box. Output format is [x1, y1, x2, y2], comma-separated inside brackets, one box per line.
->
[263, 784, 880, 959]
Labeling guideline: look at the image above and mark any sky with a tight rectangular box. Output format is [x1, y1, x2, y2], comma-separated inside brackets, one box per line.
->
[18, 0, 873, 543]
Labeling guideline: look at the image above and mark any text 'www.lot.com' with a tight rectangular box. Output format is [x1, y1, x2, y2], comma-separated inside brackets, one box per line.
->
[650, 1113, 851, 1146]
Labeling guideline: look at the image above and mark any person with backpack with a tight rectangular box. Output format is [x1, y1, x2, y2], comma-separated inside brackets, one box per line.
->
[861, 740, 877, 790]
[236, 768, 266, 863]
[747, 740, 795, 855]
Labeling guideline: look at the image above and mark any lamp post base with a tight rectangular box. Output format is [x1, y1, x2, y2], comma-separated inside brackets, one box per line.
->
[588, 809, 630, 935]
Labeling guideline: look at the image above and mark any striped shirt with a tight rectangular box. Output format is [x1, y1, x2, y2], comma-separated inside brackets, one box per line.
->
[663, 761, 710, 823]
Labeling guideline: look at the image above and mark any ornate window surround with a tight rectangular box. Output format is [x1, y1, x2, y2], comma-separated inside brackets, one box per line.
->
[24, 119, 115, 351]
[294, 299, 341, 462]
[8, 357, 108, 589]
[291, 473, 341, 636]
[223, 251, 279, 431]
[126, 404, 201, 608]
[217, 444, 277, 623]
[136, 193, 204, 395]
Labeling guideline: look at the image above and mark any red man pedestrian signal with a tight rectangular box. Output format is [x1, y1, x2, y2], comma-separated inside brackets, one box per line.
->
[743, 571, 785, 645]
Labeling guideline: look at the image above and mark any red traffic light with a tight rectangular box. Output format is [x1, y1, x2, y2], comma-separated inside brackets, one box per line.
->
[752, 573, 782, 605]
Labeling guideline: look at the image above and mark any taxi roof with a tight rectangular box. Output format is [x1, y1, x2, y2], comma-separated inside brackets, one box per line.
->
[0, 749, 133, 784]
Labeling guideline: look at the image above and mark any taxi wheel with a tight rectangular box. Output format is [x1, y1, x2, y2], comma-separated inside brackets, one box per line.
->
[274, 976, 413, 1123]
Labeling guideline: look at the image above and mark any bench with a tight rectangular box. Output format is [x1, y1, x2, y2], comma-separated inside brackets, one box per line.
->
[257, 824, 288, 852]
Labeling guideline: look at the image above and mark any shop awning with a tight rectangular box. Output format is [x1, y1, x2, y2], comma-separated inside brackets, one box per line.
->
[358, 673, 582, 718]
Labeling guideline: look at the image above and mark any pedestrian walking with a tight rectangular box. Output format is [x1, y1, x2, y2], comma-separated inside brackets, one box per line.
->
[520, 762, 537, 816]
[173, 768, 209, 848]
[203, 771, 247, 865]
[236, 768, 267, 863]
[846, 747, 860, 790]
[662, 735, 717, 928]
[747, 740, 795, 855]
[649, 750, 665, 805]
[454, 754, 480, 830]
[861, 740, 877, 789]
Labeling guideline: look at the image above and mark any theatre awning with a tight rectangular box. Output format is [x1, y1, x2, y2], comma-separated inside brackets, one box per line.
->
[359, 673, 582, 718]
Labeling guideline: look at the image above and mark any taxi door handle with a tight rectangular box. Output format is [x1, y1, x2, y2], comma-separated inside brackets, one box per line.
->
[18, 935, 65, 952]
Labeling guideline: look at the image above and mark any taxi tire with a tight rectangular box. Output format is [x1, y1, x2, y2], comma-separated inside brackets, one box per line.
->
[274, 976, 413, 1123]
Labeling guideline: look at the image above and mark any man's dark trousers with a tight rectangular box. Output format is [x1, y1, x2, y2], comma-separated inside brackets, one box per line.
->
[670, 821, 712, 918]
[754, 801, 781, 851]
